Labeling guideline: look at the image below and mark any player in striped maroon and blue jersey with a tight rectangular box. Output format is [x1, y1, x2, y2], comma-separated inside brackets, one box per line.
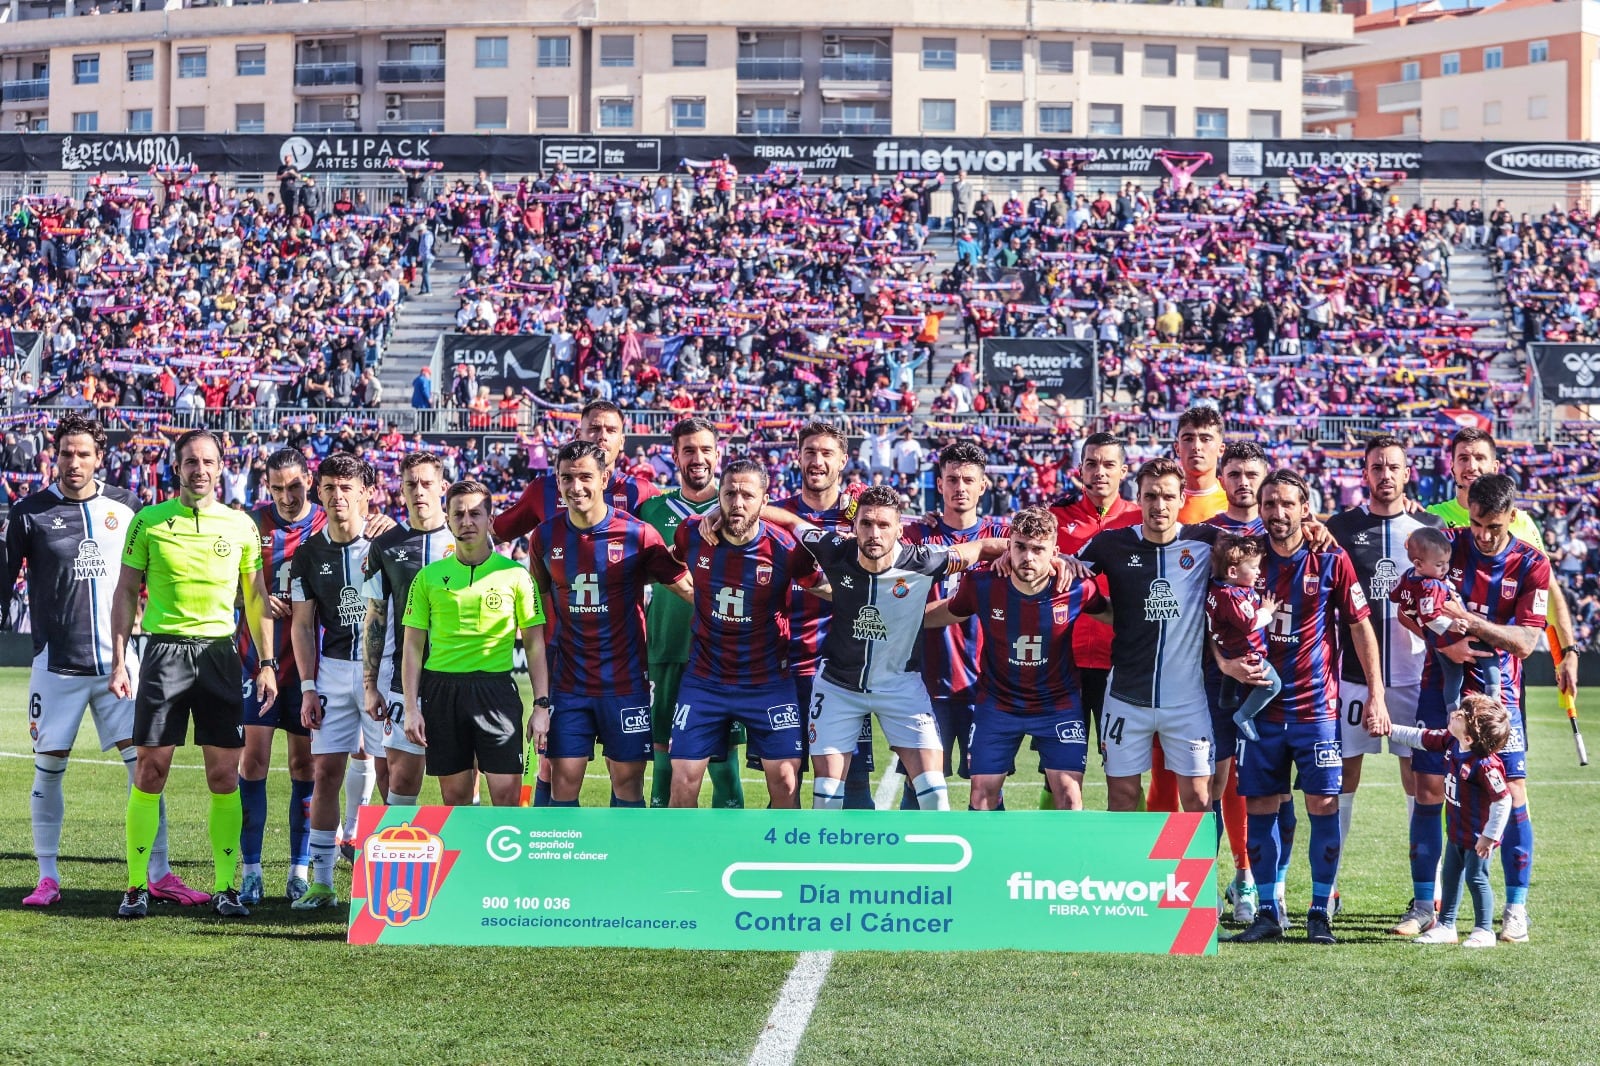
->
[1231, 469, 1388, 946]
[530, 441, 692, 808]
[925, 508, 1105, 811]
[668, 460, 820, 808]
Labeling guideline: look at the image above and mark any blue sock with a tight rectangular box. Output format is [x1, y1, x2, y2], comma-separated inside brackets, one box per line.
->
[548, 797, 579, 808]
[900, 779, 918, 811]
[288, 778, 314, 867]
[994, 793, 1005, 811]
[1410, 801, 1444, 905]
[842, 756, 873, 810]
[1212, 799, 1224, 854]
[1307, 812, 1341, 913]
[238, 776, 268, 866]
[1276, 798, 1297, 902]
[1246, 812, 1281, 918]
[1502, 804, 1531, 905]
[533, 777, 552, 808]
[610, 793, 645, 809]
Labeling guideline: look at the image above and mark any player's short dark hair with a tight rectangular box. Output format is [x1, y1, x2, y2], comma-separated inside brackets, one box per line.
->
[317, 451, 374, 488]
[1176, 405, 1224, 435]
[265, 447, 309, 474]
[1011, 507, 1057, 543]
[937, 440, 988, 476]
[399, 450, 444, 476]
[444, 479, 492, 510]
[1135, 457, 1183, 491]
[174, 428, 223, 463]
[54, 413, 108, 454]
[671, 415, 718, 446]
[1449, 426, 1497, 458]
[1406, 526, 1451, 557]
[1212, 533, 1263, 577]
[579, 399, 624, 425]
[1261, 468, 1310, 505]
[855, 485, 902, 514]
[721, 457, 768, 489]
[1364, 434, 1408, 458]
[1459, 692, 1511, 757]
[1468, 472, 1517, 517]
[1080, 432, 1125, 460]
[797, 419, 847, 452]
[1220, 440, 1267, 469]
[556, 440, 608, 470]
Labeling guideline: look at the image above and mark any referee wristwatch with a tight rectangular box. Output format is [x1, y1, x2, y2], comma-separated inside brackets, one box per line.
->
[258, 658, 279, 671]
[533, 697, 552, 709]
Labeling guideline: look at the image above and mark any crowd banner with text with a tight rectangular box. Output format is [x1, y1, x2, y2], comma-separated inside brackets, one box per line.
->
[346, 807, 1219, 955]
[1530, 343, 1600, 405]
[441, 332, 551, 393]
[980, 338, 1096, 399]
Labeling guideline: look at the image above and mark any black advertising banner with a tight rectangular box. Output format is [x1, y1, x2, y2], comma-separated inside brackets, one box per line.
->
[1531, 344, 1600, 405]
[981, 338, 1095, 399]
[443, 333, 552, 394]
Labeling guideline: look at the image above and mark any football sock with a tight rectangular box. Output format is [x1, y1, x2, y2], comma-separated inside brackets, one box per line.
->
[1037, 785, 1055, 811]
[308, 828, 338, 888]
[842, 758, 873, 809]
[911, 772, 950, 811]
[238, 775, 269, 866]
[386, 792, 419, 806]
[1410, 801, 1444, 908]
[533, 777, 552, 808]
[708, 755, 745, 810]
[208, 790, 243, 894]
[343, 757, 375, 839]
[1502, 804, 1531, 906]
[547, 797, 579, 808]
[1221, 767, 1249, 872]
[994, 793, 1006, 811]
[1307, 812, 1341, 913]
[288, 777, 313, 869]
[812, 777, 845, 810]
[1276, 798, 1297, 905]
[31, 754, 67, 883]
[1245, 812, 1281, 918]
[610, 793, 645, 809]
[900, 779, 919, 811]
[649, 750, 672, 808]
[131, 750, 172, 883]
[1331, 792, 1356, 897]
[125, 786, 162, 890]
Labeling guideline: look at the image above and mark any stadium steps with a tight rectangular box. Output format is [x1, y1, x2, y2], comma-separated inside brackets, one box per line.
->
[378, 258, 468, 403]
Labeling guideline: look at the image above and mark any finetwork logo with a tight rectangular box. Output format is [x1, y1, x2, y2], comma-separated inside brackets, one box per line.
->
[872, 141, 1050, 175]
[1006, 871, 1193, 904]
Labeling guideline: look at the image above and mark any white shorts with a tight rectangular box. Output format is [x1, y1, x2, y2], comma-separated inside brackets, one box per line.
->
[1337, 681, 1418, 758]
[1101, 691, 1214, 779]
[311, 658, 365, 756]
[383, 688, 426, 756]
[809, 671, 941, 756]
[29, 649, 137, 753]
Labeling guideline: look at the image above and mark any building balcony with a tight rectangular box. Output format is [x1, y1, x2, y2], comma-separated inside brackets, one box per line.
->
[2, 78, 49, 103]
[293, 119, 357, 133]
[1302, 74, 1354, 109]
[820, 117, 889, 135]
[738, 117, 801, 134]
[820, 57, 891, 83]
[376, 60, 445, 84]
[294, 62, 362, 89]
[736, 57, 803, 82]
[376, 119, 440, 134]
[1376, 79, 1422, 113]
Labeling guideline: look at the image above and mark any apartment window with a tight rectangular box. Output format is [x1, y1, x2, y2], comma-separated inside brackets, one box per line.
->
[1196, 47, 1230, 80]
[177, 49, 207, 79]
[1090, 42, 1123, 76]
[920, 37, 956, 70]
[1441, 52, 1460, 76]
[236, 46, 266, 77]
[1038, 42, 1072, 74]
[1484, 46, 1503, 70]
[1401, 61, 1420, 82]
[72, 111, 98, 132]
[989, 39, 1023, 73]
[599, 36, 634, 68]
[1196, 107, 1228, 138]
[476, 36, 508, 68]
[128, 51, 153, 82]
[73, 54, 99, 85]
[1529, 95, 1549, 119]
[1141, 106, 1174, 137]
[1529, 40, 1549, 64]
[672, 35, 707, 68]
[1143, 44, 1176, 78]
[535, 96, 568, 129]
[671, 97, 706, 130]
[989, 101, 1022, 133]
[474, 97, 508, 130]
[235, 103, 265, 133]
[921, 98, 956, 132]
[1248, 48, 1282, 82]
[598, 97, 634, 129]
[1088, 102, 1122, 135]
[127, 109, 152, 133]
[1483, 100, 1502, 125]
[1039, 104, 1072, 134]
[1248, 109, 1281, 138]
[536, 36, 570, 68]
[176, 106, 205, 132]
[1440, 106, 1459, 130]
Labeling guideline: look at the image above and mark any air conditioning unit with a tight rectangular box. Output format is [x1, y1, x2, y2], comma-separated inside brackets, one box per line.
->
[344, 93, 360, 106]
[385, 93, 403, 107]
[822, 43, 842, 58]
[384, 107, 402, 121]
[344, 105, 361, 119]
[738, 32, 759, 45]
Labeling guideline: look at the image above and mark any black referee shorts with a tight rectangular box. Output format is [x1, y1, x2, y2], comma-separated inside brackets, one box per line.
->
[134, 636, 246, 749]
[418, 669, 523, 778]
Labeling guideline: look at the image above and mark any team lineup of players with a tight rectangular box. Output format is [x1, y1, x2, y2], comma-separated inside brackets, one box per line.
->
[3, 402, 1569, 946]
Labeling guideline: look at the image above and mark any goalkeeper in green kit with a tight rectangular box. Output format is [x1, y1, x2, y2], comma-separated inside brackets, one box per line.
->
[636, 417, 745, 808]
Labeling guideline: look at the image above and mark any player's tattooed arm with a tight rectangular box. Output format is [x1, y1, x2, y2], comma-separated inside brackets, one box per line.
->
[362, 600, 387, 720]
[1440, 599, 1542, 659]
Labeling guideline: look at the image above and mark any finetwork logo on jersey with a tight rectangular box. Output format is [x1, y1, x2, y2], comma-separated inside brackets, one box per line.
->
[73, 539, 109, 582]
[278, 135, 433, 172]
[1144, 579, 1181, 622]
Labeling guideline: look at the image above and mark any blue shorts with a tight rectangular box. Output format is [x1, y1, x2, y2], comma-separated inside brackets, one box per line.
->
[548, 690, 652, 763]
[671, 675, 803, 762]
[1416, 684, 1528, 779]
[1205, 670, 1239, 760]
[752, 673, 874, 772]
[1236, 717, 1342, 797]
[244, 671, 308, 736]
[931, 697, 975, 778]
[970, 700, 1089, 777]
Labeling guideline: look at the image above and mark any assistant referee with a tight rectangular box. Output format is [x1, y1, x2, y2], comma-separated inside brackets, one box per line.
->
[401, 479, 549, 807]
[109, 429, 278, 920]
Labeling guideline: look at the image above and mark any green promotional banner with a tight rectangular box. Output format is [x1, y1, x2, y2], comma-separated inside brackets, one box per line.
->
[347, 807, 1219, 955]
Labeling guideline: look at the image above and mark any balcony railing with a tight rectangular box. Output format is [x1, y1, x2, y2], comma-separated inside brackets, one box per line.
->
[294, 62, 362, 88]
[1376, 79, 1422, 112]
[376, 119, 441, 134]
[293, 119, 357, 133]
[377, 60, 445, 84]
[1302, 74, 1356, 113]
[2, 78, 49, 103]
[738, 117, 802, 134]
[736, 57, 803, 81]
[820, 117, 890, 135]
[820, 57, 891, 82]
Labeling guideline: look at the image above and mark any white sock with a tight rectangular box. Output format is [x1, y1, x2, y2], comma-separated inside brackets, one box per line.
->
[308, 828, 338, 888]
[812, 777, 845, 810]
[241, 862, 263, 879]
[1507, 902, 1527, 917]
[123, 747, 171, 881]
[911, 771, 950, 811]
[290, 863, 309, 882]
[1331, 792, 1355, 897]
[1406, 795, 1415, 820]
[1235, 868, 1254, 888]
[343, 757, 375, 839]
[386, 792, 419, 806]
[31, 754, 68, 882]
